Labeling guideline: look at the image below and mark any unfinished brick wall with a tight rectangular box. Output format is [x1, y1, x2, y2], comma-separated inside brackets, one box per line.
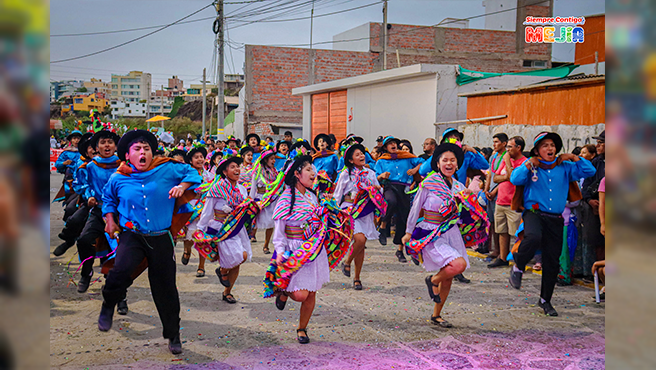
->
[245, 45, 375, 128]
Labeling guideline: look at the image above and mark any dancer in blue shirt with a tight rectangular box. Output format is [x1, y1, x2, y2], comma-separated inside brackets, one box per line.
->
[507, 132, 595, 317]
[312, 133, 339, 180]
[98, 130, 202, 355]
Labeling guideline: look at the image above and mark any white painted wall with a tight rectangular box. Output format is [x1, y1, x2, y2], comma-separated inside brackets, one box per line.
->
[332, 23, 371, 52]
[346, 74, 437, 149]
[483, 0, 517, 31]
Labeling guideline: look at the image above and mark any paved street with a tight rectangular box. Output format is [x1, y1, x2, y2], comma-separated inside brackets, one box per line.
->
[50, 173, 605, 369]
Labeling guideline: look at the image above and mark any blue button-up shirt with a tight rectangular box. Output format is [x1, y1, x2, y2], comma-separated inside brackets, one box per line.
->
[274, 153, 288, 171]
[102, 161, 202, 233]
[55, 149, 81, 174]
[375, 156, 425, 186]
[510, 158, 596, 214]
[313, 153, 339, 177]
[419, 150, 489, 182]
[74, 155, 120, 201]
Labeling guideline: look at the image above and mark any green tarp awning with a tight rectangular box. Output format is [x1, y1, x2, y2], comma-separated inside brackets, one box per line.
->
[456, 64, 579, 85]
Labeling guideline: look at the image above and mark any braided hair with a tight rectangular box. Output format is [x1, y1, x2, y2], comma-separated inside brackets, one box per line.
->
[285, 157, 315, 215]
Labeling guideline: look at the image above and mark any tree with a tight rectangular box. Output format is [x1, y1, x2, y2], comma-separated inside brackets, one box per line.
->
[76, 87, 88, 93]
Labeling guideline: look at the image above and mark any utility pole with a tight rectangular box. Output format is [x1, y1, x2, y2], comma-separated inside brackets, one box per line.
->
[145, 80, 150, 121]
[310, 0, 315, 49]
[201, 68, 209, 136]
[216, 0, 225, 140]
[160, 85, 164, 128]
[383, 0, 388, 70]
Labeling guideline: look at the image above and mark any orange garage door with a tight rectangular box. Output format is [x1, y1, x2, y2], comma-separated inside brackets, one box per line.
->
[311, 90, 347, 146]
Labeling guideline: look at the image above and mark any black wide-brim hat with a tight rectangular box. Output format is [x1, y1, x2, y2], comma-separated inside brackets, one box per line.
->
[592, 130, 605, 141]
[382, 136, 401, 151]
[90, 130, 121, 150]
[217, 156, 243, 177]
[529, 132, 563, 157]
[313, 133, 332, 151]
[290, 140, 312, 152]
[345, 134, 364, 144]
[78, 132, 94, 155]
[117, 129, 157, 161]
[240, 146, 254, 156]
[245, 133, 261, 145]
[276, 140, 291, 152]
[168, 149, 187, 159]
[226, 136, 239, 144]
[284, 155, 313, 186]
[186, 147, 208, 163]
[431, 143, 464, 173]
[344, 143, 366, 165]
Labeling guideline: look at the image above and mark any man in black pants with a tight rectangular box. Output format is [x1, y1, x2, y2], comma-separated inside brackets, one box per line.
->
[374, 136, 425, 263]
[508, 132, 595, 317]
[73, 130, 121, 293]
[99, 130, 202, 355]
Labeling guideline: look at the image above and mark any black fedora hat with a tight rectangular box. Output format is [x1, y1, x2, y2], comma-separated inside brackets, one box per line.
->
[313, 133, 333, 151]
[284, 155, 313, 186]
[290, 139, 312, 152]
[185, 146, 208, 164]
[431, 143, 464, 173]
[239, 145, 254, 156]
[245, 133, 261, 145]
[90, 130, 120, 151]
[529, 132, 563, 157]
[343, 143, 366, 167]
[441, 127, 464, 143]
[78, 132, 94, 156]
[276, 140, 292, 153]
[168, 149, 187, 159]
[117, 129, 157, 161]
[217, 155, 243, 178]
[66, 129, 83, 141]
[591, 130, 605, 141]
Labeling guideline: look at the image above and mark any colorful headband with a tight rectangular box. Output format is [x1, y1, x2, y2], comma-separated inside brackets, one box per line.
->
[533, 132, 549, 146]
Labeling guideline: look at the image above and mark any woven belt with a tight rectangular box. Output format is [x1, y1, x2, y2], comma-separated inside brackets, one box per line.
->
[343, 195, 355, 203]
[214, 210, 228, 222]
[257, 187, 267, 194]
[423, 210, 445, 224]
[285, 225, 304, 240]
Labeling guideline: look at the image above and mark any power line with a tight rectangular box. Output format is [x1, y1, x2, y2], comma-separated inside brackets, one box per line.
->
[50, 16, 215, 37]
[247, 0, 549, 48]
[50, 3, 215, 64]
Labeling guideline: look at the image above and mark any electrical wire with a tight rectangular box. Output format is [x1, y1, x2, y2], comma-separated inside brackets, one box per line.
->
[50, 3, 215, 63]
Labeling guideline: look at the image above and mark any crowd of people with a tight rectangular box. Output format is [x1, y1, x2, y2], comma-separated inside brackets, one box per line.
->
[51, 125, 605, 354]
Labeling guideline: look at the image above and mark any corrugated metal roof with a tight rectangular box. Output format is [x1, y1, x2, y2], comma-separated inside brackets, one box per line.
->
[458, 75, 604, 97]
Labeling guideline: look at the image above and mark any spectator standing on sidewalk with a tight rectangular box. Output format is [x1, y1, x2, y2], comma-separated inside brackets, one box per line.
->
[581, 131, 605, 264]
[488, 136, 527, 268]
[483, 133, 508, 258]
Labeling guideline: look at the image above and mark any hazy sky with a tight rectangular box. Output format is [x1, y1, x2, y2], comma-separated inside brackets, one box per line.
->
[50, 0, 604, 88]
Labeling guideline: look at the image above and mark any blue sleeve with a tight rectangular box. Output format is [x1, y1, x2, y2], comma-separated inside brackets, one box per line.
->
[467, 151, 489, 170]
[331, 155, 339, 173]
[365, 152, 375, 166]
[73, 165, 89, 197]
[176, 163, 203, 187]
[567, 158, 596, 182]
[510, 162, 530, 186]
[374, 159, 384, 175]
[337, 157, 345, 171]
[419, 159, 432, 177]
[55, 151, 69, 173]
[101, 176, 119, 216]
[411, 157, 425, 167]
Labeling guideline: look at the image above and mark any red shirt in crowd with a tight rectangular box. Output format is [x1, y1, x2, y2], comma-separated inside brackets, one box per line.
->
[495, 156, 527, 206]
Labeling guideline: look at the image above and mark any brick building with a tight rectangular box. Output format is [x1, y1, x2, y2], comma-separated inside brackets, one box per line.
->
[243, 0, 552, 138]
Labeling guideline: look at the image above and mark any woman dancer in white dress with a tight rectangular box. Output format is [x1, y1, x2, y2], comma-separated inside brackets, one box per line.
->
[197, 155, 252, 304]
[402, 142, 472, 328]
[333, 143, 384, 290]
[249, 146, 278, 254]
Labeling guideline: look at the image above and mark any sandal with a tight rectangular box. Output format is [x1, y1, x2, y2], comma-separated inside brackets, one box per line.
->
[215, 267, 231, 288]
[296, 328, 310, 344]
[275, 292, 288, 311]
[196, 268, 205, 277]
[181, 252, 191, 266]
[430, 315, 453, 328]
[342, 263, 351, 278]
[425, 275, 441, 304]
[353, 280, 362, 291]
[222, 293, 237, 304]
[263, 246, 271, 255]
